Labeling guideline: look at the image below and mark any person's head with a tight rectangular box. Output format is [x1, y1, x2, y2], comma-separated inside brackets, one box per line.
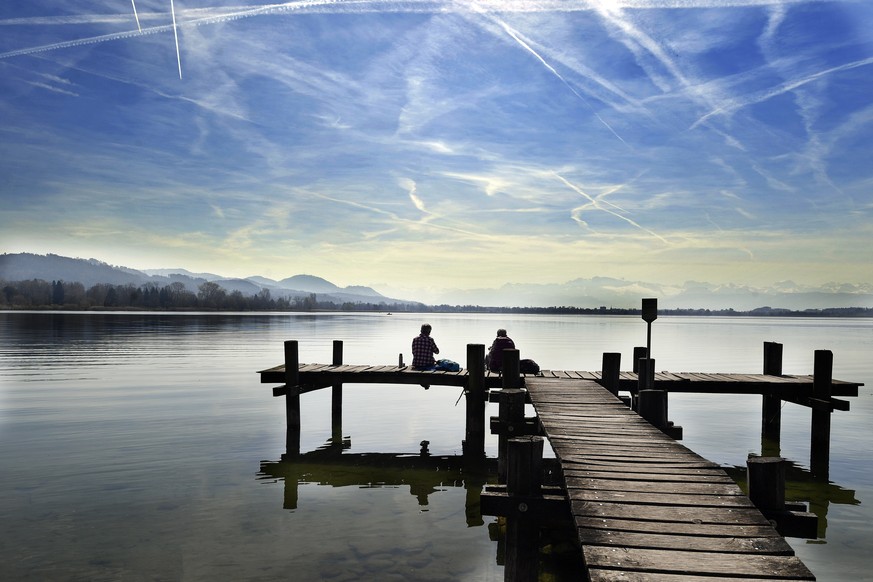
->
[496, 328, 507, 337]
[421, 323, 432, 336]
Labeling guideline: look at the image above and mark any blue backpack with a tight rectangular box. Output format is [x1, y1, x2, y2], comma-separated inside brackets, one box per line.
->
[434, 359, 461, 372]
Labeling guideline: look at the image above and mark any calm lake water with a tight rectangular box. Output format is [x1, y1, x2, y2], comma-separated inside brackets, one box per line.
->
[1, 311, 871, 581]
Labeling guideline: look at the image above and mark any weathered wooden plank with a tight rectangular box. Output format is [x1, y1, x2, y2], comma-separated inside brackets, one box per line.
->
[575, 516, 780, 538]
[563, 468, 734, 483]
[565, 477, 744, 496]
[578, 529, 795, 555]
[587, 569, 808, 581]
[558, 448, 710, 461]
[571, 500, 771, 525]
[562, 462, 727, 475]
[548, 434, 690, 448]
[583, 547, 815, 579]
[295, 363, 321, 372]
[568, 489, 754, 507]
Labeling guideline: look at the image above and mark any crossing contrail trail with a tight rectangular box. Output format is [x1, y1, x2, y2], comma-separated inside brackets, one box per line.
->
[130, 0, 142, 32]
[490, 16, 631, 148]
[170, 0, 182, 79]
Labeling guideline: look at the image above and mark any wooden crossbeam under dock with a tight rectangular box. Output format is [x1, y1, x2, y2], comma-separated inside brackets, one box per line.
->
[525, 376, 815, 581]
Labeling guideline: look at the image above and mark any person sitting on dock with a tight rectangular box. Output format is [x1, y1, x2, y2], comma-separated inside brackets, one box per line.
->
[412, 323, 440, 370]
[485, 328, 515, 372]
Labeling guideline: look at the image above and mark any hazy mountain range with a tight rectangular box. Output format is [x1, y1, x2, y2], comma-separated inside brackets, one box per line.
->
[0, 253, 417, 307]
[3, 252, 873, 311]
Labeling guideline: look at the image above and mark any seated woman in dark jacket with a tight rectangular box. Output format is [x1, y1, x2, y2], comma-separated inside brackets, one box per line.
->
[485, 328, 515, 372]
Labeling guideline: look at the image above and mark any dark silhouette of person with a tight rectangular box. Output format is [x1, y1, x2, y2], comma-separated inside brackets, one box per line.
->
[411, 323, 440, 370]
[485, 328, 515, 372]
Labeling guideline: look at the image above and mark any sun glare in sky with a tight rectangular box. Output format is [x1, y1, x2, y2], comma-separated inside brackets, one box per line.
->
[2, 1, 872, 303]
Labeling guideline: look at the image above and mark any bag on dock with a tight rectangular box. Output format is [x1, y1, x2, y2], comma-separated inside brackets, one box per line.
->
[434, 359, 461, 372]
[520, 359, 540, 374]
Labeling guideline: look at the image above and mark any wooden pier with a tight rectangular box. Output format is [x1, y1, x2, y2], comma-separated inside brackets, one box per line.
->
[258, 340, 861, 581]
[525, 375, 814, 580]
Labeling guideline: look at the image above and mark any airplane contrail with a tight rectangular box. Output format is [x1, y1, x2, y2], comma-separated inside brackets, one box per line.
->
[170, 0, 182, 79]
[491, 16, 631, 148]
[554, 172, 670, 244]
[130, 0, 142, 32]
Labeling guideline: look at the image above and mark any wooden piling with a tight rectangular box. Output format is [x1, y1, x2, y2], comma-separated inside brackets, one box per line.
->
[498, 348, 523, 483]
[747, 455, 818, 538]
[496, 389, 527, 484]
[465, 343, 486, 458]
[331, 340, 343, 445]
[284, 340, 301, 458]
[503, 349, 521, 389]
[638, 389, 668, 429]
[504, 436, 544, 582]
[638, 357, 655, 391]
[762, 342, 783, 441]
[600, 352, 621, 396]
[632, 346, 647, 373]
[747, 456, 785, 512]
[811, 349, 833, 478]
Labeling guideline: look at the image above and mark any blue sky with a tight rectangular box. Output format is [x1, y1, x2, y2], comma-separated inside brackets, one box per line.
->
[2, 1, 872, 303]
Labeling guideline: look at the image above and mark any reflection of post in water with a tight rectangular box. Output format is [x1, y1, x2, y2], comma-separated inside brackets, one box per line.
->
[727, 458, 859, 540]
[259, 450, 497, 525]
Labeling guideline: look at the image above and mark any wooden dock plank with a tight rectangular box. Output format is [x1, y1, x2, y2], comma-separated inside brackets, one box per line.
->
[565, 477, 745, 496]
[574, 516, 780, 538]
[583, 547, 814, 579]
[577, 529, 796, 555]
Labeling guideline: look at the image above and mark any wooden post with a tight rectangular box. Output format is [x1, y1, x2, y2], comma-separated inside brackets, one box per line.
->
[502, 349, 521, 389]
[499, 348, 523, 483]
[762, 342, 783, 441]
[632, 346, 647, 372]
[497, 390, 526, 484]
[465, 343, 487, 458]
[632, 347, 648, 410]
[810, 350, 833, 478]
[747, 456, 785, 512]
[638, 389, 668, 429]
[284, 340, 301, 458]
[331, 340, 343, 446]
[635, 356, 655, 412]
[747, 455, 818, 538]
[504, 436, 543, 582]
[638, 357, 655, 391]
[601, 352, 621, 397]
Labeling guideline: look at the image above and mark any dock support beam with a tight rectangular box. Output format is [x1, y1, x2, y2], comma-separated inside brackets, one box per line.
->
[464, 343, 486, 459]
[762, 342, 783, 449]
[811, 350, 833, 478]
[600, 352, 621, 397]
[331, 340, 343, 446]
[284, 340, 301, 459]
[505, 436, 544, 582]
[498, 349, 523, 484]
[747, 456, 818, 538]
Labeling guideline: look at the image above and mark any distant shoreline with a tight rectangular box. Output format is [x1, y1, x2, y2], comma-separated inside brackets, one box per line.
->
[3, 305, 872, 317]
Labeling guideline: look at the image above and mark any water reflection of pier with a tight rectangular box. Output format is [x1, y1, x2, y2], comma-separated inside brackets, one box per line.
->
[258, 445, 502, 524]
[725, 459, 860, 540]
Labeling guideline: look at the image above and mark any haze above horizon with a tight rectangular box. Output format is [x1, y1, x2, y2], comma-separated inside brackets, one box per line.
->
[2, 1, 872, 305]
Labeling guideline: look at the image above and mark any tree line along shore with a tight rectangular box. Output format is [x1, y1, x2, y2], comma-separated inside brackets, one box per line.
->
[2, 278, 872, 317]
